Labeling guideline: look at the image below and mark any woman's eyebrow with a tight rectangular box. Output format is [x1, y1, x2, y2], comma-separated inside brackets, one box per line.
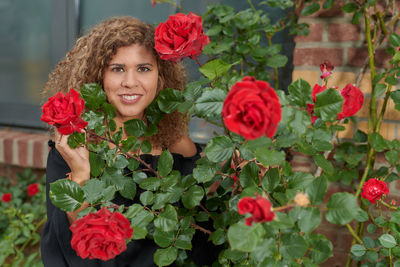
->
[109, 63, 125, 67]
[137, 63, 153, 67]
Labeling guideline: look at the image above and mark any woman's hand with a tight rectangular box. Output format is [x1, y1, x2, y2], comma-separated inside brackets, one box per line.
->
[54, 129, 90, 186]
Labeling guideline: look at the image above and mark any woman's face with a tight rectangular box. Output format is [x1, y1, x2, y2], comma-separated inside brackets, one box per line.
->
[103, 44, 159, 125]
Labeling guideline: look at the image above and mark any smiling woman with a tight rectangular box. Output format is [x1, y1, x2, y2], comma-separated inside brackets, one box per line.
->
[40, 16, 216, 267]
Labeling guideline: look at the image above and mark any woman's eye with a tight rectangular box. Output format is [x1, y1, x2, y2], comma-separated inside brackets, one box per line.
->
[111, 67, 124, 72]
[138, 67, 150, 72]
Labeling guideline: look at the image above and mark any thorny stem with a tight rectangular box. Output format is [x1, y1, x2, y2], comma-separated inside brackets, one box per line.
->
[199, 203, 216, 220]
[375, 85, 392, 132]
[86, 129, 161, 178]
[365, 12, 377, 131]
[379, 199, 397, 210]
[191, 222, 212, 235]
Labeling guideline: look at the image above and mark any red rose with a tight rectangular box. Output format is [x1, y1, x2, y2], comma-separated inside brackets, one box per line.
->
[337, 84, 364, 119]
[1, 193, 12, 203]
[155, 12, 210, 62]
[361, 178, 389, 204]
[70, 208, 133, 261]
[238, 196, 275, 226]
[41, 89, 88, 135]
[222, 76, 281, 140]
[27, 183, 39, 196]
[307, 83, 363, 123]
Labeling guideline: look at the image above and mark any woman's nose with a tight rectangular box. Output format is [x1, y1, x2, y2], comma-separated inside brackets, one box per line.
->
[121, 71, 139, 88]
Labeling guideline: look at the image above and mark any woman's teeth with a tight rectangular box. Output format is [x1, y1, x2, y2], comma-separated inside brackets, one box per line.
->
[122, 95, 139, 101]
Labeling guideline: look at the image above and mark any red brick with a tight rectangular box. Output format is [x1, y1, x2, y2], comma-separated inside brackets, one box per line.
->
[295, 23, 323, 42]
[294, 48, 343, 67]
[17, 138, 28, 167]
[348, 48, 391, 68]
[33, 139, 45, 168]
[328, 24, 361, 42]
[3, 133, 25, 164]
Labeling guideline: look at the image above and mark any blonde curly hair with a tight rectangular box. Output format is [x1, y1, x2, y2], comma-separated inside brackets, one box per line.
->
[42, 16, 188, 149]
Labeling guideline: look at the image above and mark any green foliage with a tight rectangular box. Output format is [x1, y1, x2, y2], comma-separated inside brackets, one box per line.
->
[0, 169, 46, 266]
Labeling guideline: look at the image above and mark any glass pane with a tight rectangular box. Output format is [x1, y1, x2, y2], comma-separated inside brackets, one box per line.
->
[0, 0, 52, 128]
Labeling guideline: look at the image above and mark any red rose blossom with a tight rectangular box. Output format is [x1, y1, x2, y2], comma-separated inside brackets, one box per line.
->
[154, 12, 210, 62]
[70, 208, 133, 261]
[238, 196, 275, 226]
[1, 193, 12, 203]
[307, 83, 363, 123]
[41, 88, 88, 135]
[27, 183, 39, 196]
[222, 76, 281, 140]
[361, 178, 389, 204]
[337, 83, 364, 119]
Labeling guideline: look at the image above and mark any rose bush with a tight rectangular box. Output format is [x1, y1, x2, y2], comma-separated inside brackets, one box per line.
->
[222, 76, 281, 140]
[41, 88, 87, 135]
[45, 2, 400, 266]
[70, 208, 133, 261]
[154, 12, 209, 62]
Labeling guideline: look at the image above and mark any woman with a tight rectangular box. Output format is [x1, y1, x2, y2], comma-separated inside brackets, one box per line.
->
[41, 16, 218, 266]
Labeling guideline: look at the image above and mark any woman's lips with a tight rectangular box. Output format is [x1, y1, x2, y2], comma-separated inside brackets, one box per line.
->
[119, 94, 142, 104]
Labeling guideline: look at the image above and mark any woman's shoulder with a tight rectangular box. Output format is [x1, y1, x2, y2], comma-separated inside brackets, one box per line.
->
[168, 135, 198, 158]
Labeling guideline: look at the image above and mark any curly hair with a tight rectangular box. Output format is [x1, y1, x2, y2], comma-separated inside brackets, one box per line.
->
[42, 16, 188, 149]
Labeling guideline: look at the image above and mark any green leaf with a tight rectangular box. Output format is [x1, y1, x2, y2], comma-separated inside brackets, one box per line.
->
[174, 235, 192, 250]
[154, 204, 178, 232]
[210, 228, 226, 245]
[266, 54, 288, 68]
[82, 179, 105, 204]
[199, 59, 232, 80]
[140, 191, 154, 205]
[261, 168, 280, 193]
[325, 192, 358, 225]
[239, 137, 272, 160]
[255, 149, 285, 167]
[132, 226, 147, 240]
[301, 2, 320, 16]
[139, 177, 161, 191]
[391, 90, 400, 111]
[314, 88, 343, 121]
[308, 235, 333, 263]
[195, 89, 226, 120]
[89, 152, 105, 177]
[227, 222, 265, 252]
[119, 179, 136, 200]
[193, 160, 219, 183]
[157, 88, 184, 114]
[204, 136, 235, 163]
[160, 171, 179, 191]
[355, 209, 369, 222]
[367, 223, 376, 234]
[374, 84, 387, 98]
[288, 79, 312, 107]
[49, 179, 84, 212]
[154, 247, 178, 267]
[379, 234, 397, 248]
[113, 154, 129, 169]
[312, 154, 334, 175]
[182, 185, 204, 209]
[154, 229, 175, 248]
[280, 234, 308, 259]
[101, 102, 116, 120]
[80, 83, 107, 110]
[351, 244, 366, 257]
[183, 81, 205, 102]
[125, 204, 154, 228]
[385, 75, 397, 86]
[323, 0, 334, 9]
[102, 186, 116, 201]
[370, 132, 388, 152]
[298, 207, 322, 234]
[121, 136, 140, 153]
[141, 140, 152, 154]
[385, 150, 399, 165]
[389, 33, 400, 47]
[287, 172, 314, 190]
[83, 110, 104, 130]
[239, 161, 259, 188]
[158, 150, 173, 177]
[124, 119, 146, 137]
[342, 3, 359, 13]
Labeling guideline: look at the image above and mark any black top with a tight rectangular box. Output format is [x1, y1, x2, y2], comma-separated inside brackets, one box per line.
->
[41, 140, 219, 267]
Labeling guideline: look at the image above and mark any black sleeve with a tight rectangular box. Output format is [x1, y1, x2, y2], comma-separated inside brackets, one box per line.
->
[40, 141, 110, 267]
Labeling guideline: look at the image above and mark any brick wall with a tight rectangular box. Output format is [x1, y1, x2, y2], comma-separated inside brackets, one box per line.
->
[0, 129, 50, 182]
[292, 2, 400, 266]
